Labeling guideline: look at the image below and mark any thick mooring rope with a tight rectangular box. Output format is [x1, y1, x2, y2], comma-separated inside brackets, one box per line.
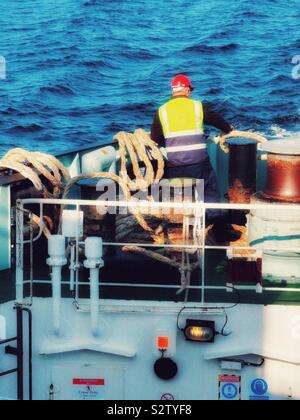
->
[0, 148, 70, 197]
[62, 129, 165, 236]
[0, 130, 209, 294]
[0, 131, 164, 236]
[219, 130, 268, 153]
[61, 130, 198, 293]
[113, 129, 164, 191]
[62, 171, 154, 234]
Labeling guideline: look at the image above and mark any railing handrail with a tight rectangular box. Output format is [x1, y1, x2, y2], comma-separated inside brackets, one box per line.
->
[18, 197, 300, 212]
[15, 197, 300, 308]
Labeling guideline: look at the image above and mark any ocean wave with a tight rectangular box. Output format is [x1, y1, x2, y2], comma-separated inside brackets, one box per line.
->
[272, 114, 300, 125]
[1, 0, 300, 156]
[240, 11, 267, 18]
[82, 0, 106, 7]
[206, 88, 224, 95]
[80, 60, 117, 69]
[209, 30, 236, 41]
[40, 57, 77, 67]
[6, 124, 44, 134]
[71, 18, 85, 25]
[40, 84, 75, 96]
[117, 102, 154, 113]
[0, 107, 40, 117]
[270, 75, 297, 84]
[63, 105, 111, 117]
[184, 43, 239, 53]
[1, 107, 20, 116]
[121, 49, 160, 60]
[269, 125, 300, 139]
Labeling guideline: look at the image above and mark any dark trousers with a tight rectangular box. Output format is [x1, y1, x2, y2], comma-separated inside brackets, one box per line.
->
[165, 159, 224, 223]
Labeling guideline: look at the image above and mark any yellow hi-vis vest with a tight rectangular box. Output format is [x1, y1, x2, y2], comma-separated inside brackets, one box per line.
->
[159, 97, 207, 166]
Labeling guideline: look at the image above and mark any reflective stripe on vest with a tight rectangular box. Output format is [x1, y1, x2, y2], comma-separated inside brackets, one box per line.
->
[166, 143, 207, 153]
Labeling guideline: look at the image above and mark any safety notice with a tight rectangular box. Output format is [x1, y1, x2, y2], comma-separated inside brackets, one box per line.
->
[218, 375, 241, 401]
[72, 378, 105, 400]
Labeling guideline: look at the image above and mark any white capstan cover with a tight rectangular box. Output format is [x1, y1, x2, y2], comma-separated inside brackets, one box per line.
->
[48, 235, 66, 258]
[62, 210, 84, 238]
[85, 237, 103, 260]
[261, 139, 300, 155]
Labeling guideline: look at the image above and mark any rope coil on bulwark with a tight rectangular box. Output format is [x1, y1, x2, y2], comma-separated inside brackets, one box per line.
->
[62, 129, 165, 236]
[113, 129, 164, 191]
[0, 130, 196, 294]
[0, 148, 70, 198]
[0, 131, 164, 236]
[218, 130, 268, 153]
[0, 128, 272, 299]
[0, 148, 71, 239]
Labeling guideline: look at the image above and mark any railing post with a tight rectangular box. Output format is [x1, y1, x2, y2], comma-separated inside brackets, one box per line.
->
[0, 185, 11, 271]
[16, 305, 24, 401]
[16, 200, 24, 302]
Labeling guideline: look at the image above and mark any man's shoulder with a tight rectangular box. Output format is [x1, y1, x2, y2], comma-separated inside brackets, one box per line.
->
[158, 97, 203, 109]
[159, 97, 172, 107]
[191, 97, 203, 104]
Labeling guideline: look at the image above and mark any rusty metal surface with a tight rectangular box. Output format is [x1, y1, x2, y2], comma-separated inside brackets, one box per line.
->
[228, 180, 255, 204]
[263, 154, 300, 202]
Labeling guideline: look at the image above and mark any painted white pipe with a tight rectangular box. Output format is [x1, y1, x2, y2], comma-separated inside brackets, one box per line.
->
[16, 266, 24, 303]
[90, 267, 100, 337]
[69, 244, 75, 292]
[84, 237, 104, 337]
[52, 266, 63, 336]
[47, 235, 67, 336]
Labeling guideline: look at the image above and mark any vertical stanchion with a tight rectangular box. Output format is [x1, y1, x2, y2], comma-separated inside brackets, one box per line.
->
[201, 203, 206, 305]
[16, 201, 24, 302]
[16, 305, 24, 401]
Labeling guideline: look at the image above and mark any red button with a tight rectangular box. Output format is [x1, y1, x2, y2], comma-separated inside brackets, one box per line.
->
[158, 336, 169, 349]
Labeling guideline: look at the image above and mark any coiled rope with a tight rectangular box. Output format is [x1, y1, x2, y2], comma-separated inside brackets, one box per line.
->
[0, 131, 164, 236]
[0, 129, 271, 297]
[0, 148, 70, 198]
[62, 129, 165, 236]
[61, 129, 198, 295]
[114, 129, 164, 191]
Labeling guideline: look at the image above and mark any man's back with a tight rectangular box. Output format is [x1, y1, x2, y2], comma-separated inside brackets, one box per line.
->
[159, 96, 203, 135]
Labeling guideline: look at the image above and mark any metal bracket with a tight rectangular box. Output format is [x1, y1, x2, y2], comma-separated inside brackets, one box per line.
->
[5, 345, 20, 357]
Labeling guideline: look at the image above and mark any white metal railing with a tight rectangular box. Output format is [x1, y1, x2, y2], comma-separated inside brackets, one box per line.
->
[15, 198, 300, 308]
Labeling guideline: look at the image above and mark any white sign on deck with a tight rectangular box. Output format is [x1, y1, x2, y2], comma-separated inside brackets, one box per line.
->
[72, 379, 106, 400]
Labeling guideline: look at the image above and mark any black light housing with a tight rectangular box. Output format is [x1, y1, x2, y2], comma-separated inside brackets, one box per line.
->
[154, 357, 178, 381]
[183, 319, 216, 343]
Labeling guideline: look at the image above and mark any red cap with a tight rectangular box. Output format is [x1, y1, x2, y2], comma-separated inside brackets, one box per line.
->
[171, 74, 194, 91]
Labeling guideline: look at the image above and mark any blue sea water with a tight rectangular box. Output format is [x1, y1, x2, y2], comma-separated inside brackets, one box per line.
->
[0, 0, 300, 156]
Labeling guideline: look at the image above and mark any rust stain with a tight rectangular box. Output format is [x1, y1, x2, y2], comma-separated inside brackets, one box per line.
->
[228, 178, 255, 204]
[264, 154, 300, 202]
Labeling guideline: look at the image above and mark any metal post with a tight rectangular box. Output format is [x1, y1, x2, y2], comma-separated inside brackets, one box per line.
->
[2, 306, 32, 400]
[201, 202, 206, 305]
[75, 204, 80, 302]
[16, 305, 24, 401]
[16, 201, 24, 302]
[22, 308, 33, 401]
